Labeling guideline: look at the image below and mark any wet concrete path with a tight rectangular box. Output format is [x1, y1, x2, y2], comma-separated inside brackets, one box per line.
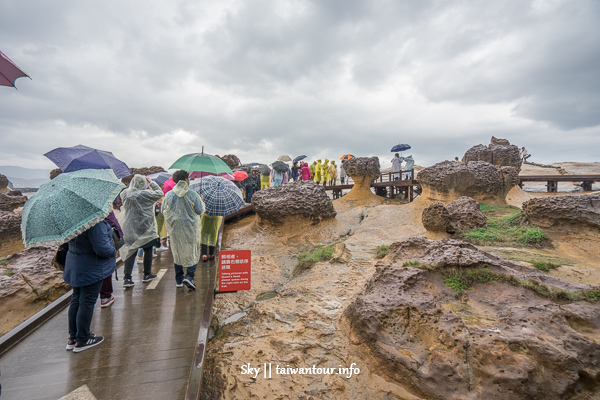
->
[0, 250, 213, 400]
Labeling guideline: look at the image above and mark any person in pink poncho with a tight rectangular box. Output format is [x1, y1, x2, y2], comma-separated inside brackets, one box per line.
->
[301, 162, 311, 181]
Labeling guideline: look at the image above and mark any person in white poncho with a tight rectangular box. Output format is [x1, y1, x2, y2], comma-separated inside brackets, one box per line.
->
[119, 174, 164, 288]
[161, 170, 206, 290]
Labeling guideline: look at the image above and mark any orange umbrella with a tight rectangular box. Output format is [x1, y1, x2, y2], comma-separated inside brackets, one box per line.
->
[340, 154, 355, 161]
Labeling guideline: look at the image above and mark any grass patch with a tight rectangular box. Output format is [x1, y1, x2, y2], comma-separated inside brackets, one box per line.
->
[293, 244, 335, 276]
[481, 248, 575, 266]
[0, 257, 12, 266]
[402, 261, 599, 303]
[532, 261, 561, 272]
[458, 204, 549, 248]
[375, 245, 389, 259]
[3, 269, 14, 276]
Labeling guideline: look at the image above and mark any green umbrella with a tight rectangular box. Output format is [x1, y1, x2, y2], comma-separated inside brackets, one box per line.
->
[169, 149, 232, 179]
[21, 169, 125, 247]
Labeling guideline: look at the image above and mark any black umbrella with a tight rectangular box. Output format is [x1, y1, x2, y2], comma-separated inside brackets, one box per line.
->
[257, 164, 271, 176]
[293, 155, 307, 163]
[272, 161, 289, 173]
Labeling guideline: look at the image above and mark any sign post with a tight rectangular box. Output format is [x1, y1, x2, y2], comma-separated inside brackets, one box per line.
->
[218, 250, 251, 292]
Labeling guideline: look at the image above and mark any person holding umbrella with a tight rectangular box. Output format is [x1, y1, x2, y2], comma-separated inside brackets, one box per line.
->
[119, 175, 164, 288]
[161, 170, 206, 290]
[392, 153, 403, 181]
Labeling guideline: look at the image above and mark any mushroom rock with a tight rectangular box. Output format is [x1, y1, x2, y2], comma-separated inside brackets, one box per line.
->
[218, 154, 241, 170]
[418, 161, 518, 205]
[339, 157, 383, 205]
[445, 196, 487, 233]
[252, 180, 336, 226]
[421, 202, 450, 233]
[522, 193, 600, 230]
[343, 237, 600, 400]
[49, 168, 62, 180]
[0, 174, 9, 193]
[0, 211, 23, 257]
[463, 137, 522, 172]
[121, 166, 166, 186]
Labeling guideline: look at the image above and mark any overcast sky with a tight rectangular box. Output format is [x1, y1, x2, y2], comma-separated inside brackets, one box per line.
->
[1, 0, 599, 172]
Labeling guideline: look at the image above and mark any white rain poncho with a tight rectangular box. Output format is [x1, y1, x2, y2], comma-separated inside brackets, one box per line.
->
[118, 175, 164, 261]
[161, 180, 206, 267]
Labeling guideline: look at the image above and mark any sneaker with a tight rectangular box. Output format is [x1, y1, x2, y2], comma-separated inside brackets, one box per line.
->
[100, 295, 115, 308]
[66, 338, 77, 350]
[156, 246, 169, 253]
[183, 277, 196, 290]
[123, 279, 134, 288]
[73, 336, 104, 353]
[176, 282, 183, 288]
[136, 256, 143, 264]
[142, 274, 157, 282]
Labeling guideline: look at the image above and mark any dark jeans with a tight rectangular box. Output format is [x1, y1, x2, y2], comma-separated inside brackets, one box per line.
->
[99, 275, 113, 299]
[245, 185, 254, 203]
[69, 279, 103, 342]
[123, 239, 157, 279]
[174, 263, 197, 284]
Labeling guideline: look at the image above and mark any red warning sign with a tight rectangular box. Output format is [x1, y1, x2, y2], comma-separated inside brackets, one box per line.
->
[218, 250, 251, 292]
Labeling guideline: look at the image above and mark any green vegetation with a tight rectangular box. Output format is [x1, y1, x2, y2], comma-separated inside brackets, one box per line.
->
[375, 245, 390, 259]
[0, 257, 12, 266]
[458, 204, 549, 247]
[3, 269, 14, 276]
[293, 244, 336, 276]
[532, 261, 561, 272]
[400, 259, 599, 303]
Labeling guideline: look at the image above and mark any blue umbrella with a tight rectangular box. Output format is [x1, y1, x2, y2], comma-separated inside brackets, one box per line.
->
[190, 176, 244, 216]
[391, 144, 411, 153]
[146, 172, 171, 185]
[293, 155, 307, 163]
[44, 144, 131, 178]
[21, 169, 125, 247]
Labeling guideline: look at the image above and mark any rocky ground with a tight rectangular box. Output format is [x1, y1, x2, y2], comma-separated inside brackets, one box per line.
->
[201, 162, 600, 400]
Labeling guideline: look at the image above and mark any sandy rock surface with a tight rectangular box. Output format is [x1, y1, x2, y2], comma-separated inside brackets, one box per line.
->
[523, 193, 600, 230]
[0, 247, 70, 335]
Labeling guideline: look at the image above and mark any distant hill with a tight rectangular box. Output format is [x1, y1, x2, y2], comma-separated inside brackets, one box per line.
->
[0, 165, 51, 188]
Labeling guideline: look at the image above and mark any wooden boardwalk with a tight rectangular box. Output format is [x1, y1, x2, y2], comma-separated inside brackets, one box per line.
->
[0, 251, 215, 400]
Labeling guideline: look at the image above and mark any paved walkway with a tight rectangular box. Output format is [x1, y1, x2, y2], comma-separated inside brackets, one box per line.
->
[0, 250, 213, 400]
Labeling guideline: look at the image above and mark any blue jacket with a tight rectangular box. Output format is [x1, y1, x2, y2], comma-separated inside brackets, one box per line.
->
[64, 220, 116, 287]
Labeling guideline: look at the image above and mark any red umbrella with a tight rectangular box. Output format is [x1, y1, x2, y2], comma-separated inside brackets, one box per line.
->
[0, 50, 30, 88]
[232, 170, 249, 181]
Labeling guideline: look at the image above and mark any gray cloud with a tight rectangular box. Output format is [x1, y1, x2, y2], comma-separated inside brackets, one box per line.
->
[1, 0, 599, 172]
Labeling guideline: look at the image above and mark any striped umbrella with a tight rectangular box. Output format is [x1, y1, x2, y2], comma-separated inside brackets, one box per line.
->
[190, 176, 244, 216]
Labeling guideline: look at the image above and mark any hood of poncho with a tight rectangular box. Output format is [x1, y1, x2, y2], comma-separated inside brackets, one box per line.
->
[173, 181, 189, 197]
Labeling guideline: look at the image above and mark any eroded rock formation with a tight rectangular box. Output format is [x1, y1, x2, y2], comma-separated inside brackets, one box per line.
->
[0, 192, 27, 212]
[252, 180, 336, 225]
[49, 168, 62, 180]
[522, 193, 600, 230]
[340, 157, 383, 205]
[446, 196, 487, 233]
[1, 247, 70, 334]
[218, 154, 241, 170]
[121, 166, 166, 186]
[418, 161, 518, 204]
[463, 137, 522, 172]
[421, 202, 450, 232]
[343, 237, 600, 400]
[0, 211, 23, 257]
[0, 174, 9, 193]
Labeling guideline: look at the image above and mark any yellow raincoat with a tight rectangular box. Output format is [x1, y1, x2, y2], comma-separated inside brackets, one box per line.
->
[313, 159, 322, 182]
[322, 159, 330, 183]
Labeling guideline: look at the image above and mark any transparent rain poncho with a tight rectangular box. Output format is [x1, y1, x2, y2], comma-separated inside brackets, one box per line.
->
[161, 180, 206, 267]
[118, 175, 164, 261]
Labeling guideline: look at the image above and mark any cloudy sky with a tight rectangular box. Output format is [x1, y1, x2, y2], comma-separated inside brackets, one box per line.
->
[1, 0, 599, 172]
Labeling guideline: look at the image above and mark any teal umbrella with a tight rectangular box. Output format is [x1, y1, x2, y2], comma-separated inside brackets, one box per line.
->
[21, 169, 125, 247]
[169, 148, 232, 179]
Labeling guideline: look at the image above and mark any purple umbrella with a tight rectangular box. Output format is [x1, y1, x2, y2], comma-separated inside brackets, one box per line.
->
[44, 144, 132, 179]
[0, 50, 30, 88]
